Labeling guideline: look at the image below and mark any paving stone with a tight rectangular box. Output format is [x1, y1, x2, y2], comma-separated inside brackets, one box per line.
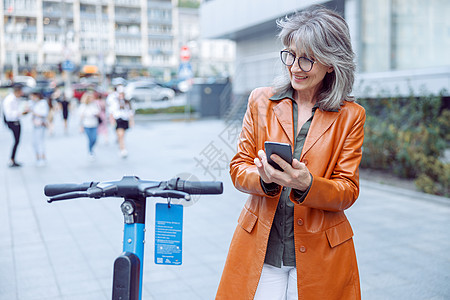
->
[1, 115, 449, 299]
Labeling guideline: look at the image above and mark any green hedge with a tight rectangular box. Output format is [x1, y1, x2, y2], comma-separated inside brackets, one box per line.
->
[135, 105, 195, 115]
[358, 93, 449, 197]
[178, 0, 200, 8]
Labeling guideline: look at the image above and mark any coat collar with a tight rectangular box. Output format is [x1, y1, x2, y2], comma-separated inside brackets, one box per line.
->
[269, 88, 296, 102]
[270, 88, 296, 144]
[301, 109, 340, 159]
[269, 88, 340, 156]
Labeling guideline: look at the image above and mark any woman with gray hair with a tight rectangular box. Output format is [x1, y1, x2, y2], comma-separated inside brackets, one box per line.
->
[217, 6, 365, 300]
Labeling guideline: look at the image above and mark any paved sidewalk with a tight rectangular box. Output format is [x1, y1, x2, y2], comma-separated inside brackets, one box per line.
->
[0, 113, 449, 300]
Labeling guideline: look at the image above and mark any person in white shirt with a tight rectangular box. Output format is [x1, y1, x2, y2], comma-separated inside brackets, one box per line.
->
[111, 91, 134, 158]
[78, 91, 100, 159]
[2, 83, 29, 167]
[29, 89, 49, 166]
[106, 85, 122, 118]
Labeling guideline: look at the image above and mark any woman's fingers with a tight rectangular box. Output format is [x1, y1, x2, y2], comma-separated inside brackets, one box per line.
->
[270, 154, 291, 171]
[254, 157, 262, 168]
[292, 158, 302, 169]
[255, 151, 274, 184]
[257, 150, 267, 164]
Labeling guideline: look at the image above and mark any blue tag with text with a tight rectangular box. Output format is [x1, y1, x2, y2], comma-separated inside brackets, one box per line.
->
[155, 203, 183, 265]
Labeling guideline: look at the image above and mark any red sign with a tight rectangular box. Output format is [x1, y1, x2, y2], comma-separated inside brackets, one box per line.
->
[180, 46, 190, 61]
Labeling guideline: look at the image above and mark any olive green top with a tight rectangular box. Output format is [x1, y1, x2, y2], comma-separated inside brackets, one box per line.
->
[262, 88, 317, 268]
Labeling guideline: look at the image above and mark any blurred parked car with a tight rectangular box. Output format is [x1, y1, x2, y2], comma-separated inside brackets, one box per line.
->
[0, 79, 12, 88]
[35, 80, 55, 99]
[125, 80, 175, 103]
[72, 83, 108, 102]
[72, 83, 92, 101]
[111, 77, 127, 86]
[156, 79, 190, 94]
[14, 75, 36, 88]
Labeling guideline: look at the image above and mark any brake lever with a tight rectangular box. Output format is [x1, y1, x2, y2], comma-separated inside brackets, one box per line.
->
[48, 191, 89, 203]
[146, 189, 191, 200]
[87, 184, 119, 199]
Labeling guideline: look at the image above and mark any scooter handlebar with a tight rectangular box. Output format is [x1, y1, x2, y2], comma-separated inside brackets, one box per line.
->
[176, 180, 223, 195]
[44, 182, 95, 196]
[45, 176, 223, 202]
[47, 191, 89, 202]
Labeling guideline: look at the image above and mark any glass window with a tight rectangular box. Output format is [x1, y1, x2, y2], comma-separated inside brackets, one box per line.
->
[361, 0, 391, 72]
[392, 0, 450, 70]
[361, 0, 450, 72]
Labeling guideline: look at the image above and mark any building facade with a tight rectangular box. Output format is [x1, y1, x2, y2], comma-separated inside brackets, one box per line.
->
[177, 4, 235, 79]
[0, 0, 178, 81]
[200, 0, 450, 98]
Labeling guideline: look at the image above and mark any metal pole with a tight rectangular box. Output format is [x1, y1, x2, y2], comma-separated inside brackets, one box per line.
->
[96, 2, 105, 87]
[61, 0, 72, 99]
[12, 16, 18, 78]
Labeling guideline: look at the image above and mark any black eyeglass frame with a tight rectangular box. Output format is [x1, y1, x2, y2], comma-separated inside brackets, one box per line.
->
[280, 50, 316, 72]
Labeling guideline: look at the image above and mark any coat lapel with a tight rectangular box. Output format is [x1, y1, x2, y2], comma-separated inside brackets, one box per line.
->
[301, 109, 340, 159]
[273, 100, 295, 145]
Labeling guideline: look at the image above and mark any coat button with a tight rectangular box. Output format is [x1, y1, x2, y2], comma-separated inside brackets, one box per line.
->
[297, 219, 304, 226]
[299, 246, 307, 253]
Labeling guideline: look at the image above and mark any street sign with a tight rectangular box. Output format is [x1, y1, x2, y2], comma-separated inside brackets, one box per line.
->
[178, 62, 193, 80]
[180, 46, 191, 61]
[61, 60, 75, 72]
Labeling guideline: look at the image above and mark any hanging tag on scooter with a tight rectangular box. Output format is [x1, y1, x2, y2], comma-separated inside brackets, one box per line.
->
[154, 203, 183, 265]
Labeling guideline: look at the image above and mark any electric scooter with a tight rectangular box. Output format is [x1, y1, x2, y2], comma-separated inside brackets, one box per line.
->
[44, 175, 223, 300]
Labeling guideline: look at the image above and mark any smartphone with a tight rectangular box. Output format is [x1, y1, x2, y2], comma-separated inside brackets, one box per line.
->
[264, 141, 293, 171]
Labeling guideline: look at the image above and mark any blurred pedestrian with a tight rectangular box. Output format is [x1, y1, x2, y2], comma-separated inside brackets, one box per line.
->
[53, 85, 70, 134]
[78, 91, 100, 160]
[106, 84, 122, 115]
[29, 89, 49, 166]
[111, 91, 134, 158]
[46, 94, 56, 136]
[96, 93, 109, 144]
[217, 6, 365, 300]
[2, 83, 29, 167]
[105, 85, 123, 143]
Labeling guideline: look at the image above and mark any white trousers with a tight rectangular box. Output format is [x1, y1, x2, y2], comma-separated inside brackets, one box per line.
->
[32, 126, 46, 157]
[254, 263, 299, 300]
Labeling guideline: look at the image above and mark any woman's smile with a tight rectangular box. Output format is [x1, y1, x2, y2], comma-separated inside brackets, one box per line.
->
[292, 74, 308, 81]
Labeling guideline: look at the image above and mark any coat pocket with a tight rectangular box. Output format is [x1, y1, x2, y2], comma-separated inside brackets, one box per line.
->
[237, 206, 258, 233]
[325, 220, 354, 248]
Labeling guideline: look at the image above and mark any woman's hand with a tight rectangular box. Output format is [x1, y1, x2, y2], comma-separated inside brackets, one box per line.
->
[254, 150, 311, 192]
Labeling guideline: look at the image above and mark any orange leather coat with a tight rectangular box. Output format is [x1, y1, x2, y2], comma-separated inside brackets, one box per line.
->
[216, 87, 365, 300]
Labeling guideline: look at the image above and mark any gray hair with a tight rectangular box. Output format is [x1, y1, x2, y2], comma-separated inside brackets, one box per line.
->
[273, 6, 356, 111]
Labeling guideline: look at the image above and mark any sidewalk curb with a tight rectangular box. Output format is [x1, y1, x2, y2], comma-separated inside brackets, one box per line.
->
[360, 179, 450, 206]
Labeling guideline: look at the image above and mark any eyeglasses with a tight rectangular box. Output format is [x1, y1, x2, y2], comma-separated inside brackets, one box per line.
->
[280, 50, 315, 72]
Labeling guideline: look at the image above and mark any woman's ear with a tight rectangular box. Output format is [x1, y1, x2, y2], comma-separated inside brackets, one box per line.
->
[327, 66, 334, 73]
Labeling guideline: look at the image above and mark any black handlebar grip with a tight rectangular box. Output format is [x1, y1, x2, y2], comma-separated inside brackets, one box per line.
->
[47, 191, 89, 202]
[179, 180, 223, 195]
[44, 182, 94, 196]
